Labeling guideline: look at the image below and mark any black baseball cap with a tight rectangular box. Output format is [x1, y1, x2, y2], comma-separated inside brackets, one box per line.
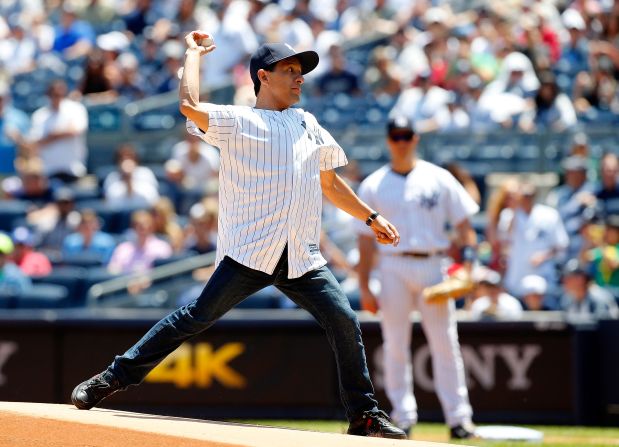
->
[387, 116, 414, 133]
[249, 43, 319, 87]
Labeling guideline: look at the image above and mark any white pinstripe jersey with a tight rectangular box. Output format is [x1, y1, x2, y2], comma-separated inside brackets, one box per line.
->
[187, 104, 348, 278]
[355, 160, 479, 254]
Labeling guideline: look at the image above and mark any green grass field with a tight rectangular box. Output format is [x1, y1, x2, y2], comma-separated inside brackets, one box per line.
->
[233, 420, 619, 446]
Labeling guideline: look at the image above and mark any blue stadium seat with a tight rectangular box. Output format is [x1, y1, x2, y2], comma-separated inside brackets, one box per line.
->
[16, 283, 70, 309]
[32, 266, 88, 306]
[0, 200, 30, 232]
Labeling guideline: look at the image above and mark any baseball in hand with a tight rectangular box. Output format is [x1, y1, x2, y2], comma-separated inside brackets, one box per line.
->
[197, 36, 214, 47]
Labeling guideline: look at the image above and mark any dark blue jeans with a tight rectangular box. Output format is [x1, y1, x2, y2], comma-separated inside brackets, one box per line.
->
[108, 248, 378, 420]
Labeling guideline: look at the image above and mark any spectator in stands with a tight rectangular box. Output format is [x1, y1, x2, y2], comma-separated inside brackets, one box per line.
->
[122, 0, 155, 37]
[557, 10, 590, 80]
[78, 50, 116, 104]
[317, 43, 361, 96]
[184, 199, 218, 255]
[10, 226, 52, 277]
[439, 92, 471, 133]
[30, 79, 89, 183]
[594, 153, 619, 217]
[500, 182, 569, 298]
[560, 258, 619, 320]
[0, 83, 30, 176]
[485, 176, 520, 272]
[2, 157, 55, 204]
[390, 69, 450, 133]
[103, 144, 159, 207]
[521, 71, 577, 132]
[0, 18, 37, 75]
[470, 267, 523, 321]
[62, 209, 116, 264]
[77, 0, 118, 34]
[546, 155, 596, 260]
[482, 52, 540, 99]
[0, 232, 31, 295]
[135, 33, 162, 96]
[200, 1, 258, 104]
[585, 214, 619, 297]
[164, 134, 219, 213]
[36, 187, 80, 254]
[521, 274, 552, 311]
[150, 197, 184, 253]
[156, 40, 184, 94]
[107, 210, 172, 275]
[52, 3, 95, 60]
[364, 45, 402, 99]
[114, 53, 146, 101]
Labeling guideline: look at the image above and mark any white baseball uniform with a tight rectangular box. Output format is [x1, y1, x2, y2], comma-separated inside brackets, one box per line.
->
[356, 160, 479, 429]
[187, 104, 347, 278]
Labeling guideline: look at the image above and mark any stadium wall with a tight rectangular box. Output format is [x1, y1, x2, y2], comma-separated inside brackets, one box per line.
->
[0, 309, 616, 425]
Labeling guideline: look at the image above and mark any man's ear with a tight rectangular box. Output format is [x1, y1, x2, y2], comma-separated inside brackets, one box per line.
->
[258, 69, 269, 86]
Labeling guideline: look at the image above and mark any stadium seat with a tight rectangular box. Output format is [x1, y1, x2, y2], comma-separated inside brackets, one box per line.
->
[0, 200, 30, 232]
[32, 266, 88, 307]
[15, 283, 70, 309]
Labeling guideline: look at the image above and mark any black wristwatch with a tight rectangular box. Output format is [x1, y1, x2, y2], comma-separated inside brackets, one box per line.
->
[365, 211, 380, 226]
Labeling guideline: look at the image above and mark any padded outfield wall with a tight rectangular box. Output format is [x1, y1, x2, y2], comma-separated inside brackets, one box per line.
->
[0, 308, 616, 426]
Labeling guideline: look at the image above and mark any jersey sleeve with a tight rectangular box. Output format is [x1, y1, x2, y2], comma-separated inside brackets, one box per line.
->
[186, 104, 238, 147]
[305, 113, 347, 171]
[444, 171, 480, 226]
[354, 179, 376, 237]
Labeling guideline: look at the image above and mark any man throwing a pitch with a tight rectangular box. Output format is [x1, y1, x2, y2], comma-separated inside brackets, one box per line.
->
[356, 116, 478, 439]
[71, 31, 406, 439]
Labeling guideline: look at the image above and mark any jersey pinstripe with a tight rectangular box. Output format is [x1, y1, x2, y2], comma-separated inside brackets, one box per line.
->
[187, 104, 347, 278]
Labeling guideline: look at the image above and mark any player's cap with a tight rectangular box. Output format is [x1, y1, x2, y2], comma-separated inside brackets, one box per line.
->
[561, 155, 588, 172]
[0, 233, 14, 255]
[521, 275, 547, 295]
[249, 43, 319, 86]
[387, 116, 413, 133]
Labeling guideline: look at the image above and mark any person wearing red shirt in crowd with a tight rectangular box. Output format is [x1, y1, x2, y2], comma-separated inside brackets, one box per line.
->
[10, 226, 52, 277]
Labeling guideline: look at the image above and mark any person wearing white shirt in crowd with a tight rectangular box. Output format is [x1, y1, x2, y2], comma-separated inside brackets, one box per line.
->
[30, 79, 88, 183]
[103, 144, 159, 207]
[390, 69, 450, 134]
[166, 133, 219, 191]
[0, 19, 37, 75]
[470, 267, 523, 321]
[71, 34, 406, 440]
[500, 182, 569, 298]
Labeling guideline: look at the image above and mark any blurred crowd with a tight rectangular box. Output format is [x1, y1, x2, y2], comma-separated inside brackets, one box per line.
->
[1, 0, 619, 320]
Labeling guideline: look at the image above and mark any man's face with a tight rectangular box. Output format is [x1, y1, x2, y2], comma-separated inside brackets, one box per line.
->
[260, 58, 304, 107]
[387, 129, 417, 161]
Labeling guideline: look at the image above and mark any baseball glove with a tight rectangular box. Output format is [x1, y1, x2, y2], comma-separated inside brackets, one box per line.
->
[422, 269, 474, 304]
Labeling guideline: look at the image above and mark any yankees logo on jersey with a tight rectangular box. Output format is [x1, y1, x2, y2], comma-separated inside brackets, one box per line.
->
[187, 104, 347, 278]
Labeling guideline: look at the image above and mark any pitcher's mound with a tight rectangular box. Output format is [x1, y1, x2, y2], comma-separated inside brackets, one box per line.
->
[0, 402, 461, 447]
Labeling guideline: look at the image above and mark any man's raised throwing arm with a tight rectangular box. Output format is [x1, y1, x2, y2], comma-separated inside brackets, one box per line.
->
[178, 31, 216, 132]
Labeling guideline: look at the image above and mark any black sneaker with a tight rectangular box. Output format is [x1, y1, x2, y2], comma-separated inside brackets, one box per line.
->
[71, 370, 124, 410]
[347, 410, 407, 439]
[450, 422, 477, 439]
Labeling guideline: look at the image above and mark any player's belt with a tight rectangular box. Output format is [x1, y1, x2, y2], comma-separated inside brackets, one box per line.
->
[392, 250, 446, 258]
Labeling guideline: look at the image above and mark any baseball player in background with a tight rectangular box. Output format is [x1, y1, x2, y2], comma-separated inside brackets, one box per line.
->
[356, 116, 478, 439]
[71, 31, 408, 439]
